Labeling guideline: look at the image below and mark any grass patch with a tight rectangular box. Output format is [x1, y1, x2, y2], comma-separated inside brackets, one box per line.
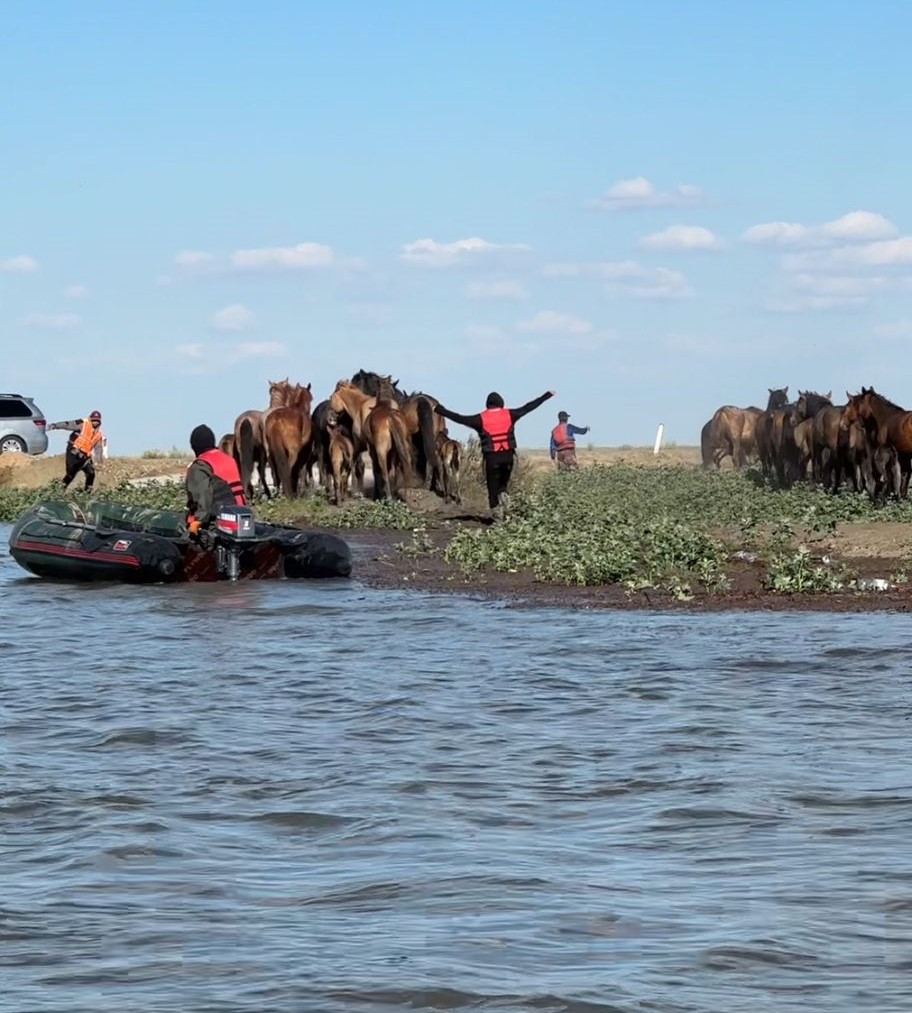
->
[444, 464, 912, 593]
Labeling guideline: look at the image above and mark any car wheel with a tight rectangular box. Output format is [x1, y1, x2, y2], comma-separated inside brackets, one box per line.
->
[0, 435, 27, 454]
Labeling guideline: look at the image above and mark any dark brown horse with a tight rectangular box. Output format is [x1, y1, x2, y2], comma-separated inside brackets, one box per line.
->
[326, 410, 355, 506]
[707, 387, 788, 472]
[350, 369, 443, 490]
[842, 387, 912, 498]
[264, 381, 314, 498]
[330, 382, 413, 499]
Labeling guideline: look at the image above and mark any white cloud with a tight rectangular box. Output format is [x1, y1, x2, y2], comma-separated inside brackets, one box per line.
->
[22, 312, 81, 330]
[765, 272, 912, 312]
[638, 225, 723, 252]
[590, 177, 705, 212]
[173, 243, 335, 275]
[234, 341, 286, 358]
[400, 237, 531, 268]
[230, 242, 334, 271]
[209, 303, 255, 332]
[874, 320, 912, 341]
[515, 310, 593, 335]
[465, 324, 506, 341]
[175, 250, 214, 268]
[743, 210, 898, 248]
[544, 260, 692, 299]
[64, 284, 88, 299]
[1, 255, 39, 273]
[176, 343, 206, 359]
[466, 279, 530, 300]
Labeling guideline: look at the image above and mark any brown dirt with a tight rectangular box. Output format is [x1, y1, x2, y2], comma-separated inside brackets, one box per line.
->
[4, 449, 911, 611]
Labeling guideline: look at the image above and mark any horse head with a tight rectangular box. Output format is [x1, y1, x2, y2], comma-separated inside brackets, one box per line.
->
[841, 389, 869, 431]
[767, 386, 789, 410]
[792, 389, 833, 425]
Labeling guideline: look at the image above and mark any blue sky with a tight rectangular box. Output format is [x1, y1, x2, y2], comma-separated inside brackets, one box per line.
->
[3, 2, 912, 454]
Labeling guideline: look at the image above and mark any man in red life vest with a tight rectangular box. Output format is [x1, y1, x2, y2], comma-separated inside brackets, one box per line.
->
[435, 389, 554, 519]
[550, 410, 590, 471]
[47, 409, 104, 490]
[185, 424, 247, 537]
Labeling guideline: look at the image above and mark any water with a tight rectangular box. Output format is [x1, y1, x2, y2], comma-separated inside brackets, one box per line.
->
[2, 524, 911, 1013]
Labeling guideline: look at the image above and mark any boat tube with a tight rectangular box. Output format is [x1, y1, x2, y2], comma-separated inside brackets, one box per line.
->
[8, 501, 352, 583]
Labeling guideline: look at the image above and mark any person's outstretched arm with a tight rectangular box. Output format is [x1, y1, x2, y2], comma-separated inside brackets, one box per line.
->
[510, 391, 555, 423]
[434, 404, 484, 434]
[47, 419, 83, 432]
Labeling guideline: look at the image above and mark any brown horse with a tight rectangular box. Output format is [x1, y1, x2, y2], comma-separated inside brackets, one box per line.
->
[326, 411, 355, 506]
[264, 382, 314, 498]
[233, 379, 294, 500]
[331, 382, 413, 499]
[434, 427, 461, 503]
[707, 387, 788, 470]
[350, 369, 443, 490]
[843, 387, 912, 498]
[219, 433, 235, 457]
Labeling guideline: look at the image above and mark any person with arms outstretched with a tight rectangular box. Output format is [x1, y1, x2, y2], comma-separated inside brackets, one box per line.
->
[434, 389, 554, 519]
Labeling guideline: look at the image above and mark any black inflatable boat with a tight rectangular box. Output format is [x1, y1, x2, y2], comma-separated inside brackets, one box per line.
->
[8, 501, 352, 583]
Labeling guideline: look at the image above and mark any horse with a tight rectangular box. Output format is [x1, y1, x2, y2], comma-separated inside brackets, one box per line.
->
[350, 369, 443, 490]
[434, 427, 462, 503]
[218, 433, 235, 458]
[326, 410, 355, 506]
[842, 387, 912, 498]
[331, 382, 413, 499]
[264, 382, 314, 498]
[233, 378, 294, 500]
[709, 387, 788, 471]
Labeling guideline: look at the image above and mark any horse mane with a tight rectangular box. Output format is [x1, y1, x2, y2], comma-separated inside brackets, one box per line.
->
[865, 387, 903, 411]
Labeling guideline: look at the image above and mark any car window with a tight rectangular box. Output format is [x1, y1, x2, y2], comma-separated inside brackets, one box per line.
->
[0, 398, 33, 419]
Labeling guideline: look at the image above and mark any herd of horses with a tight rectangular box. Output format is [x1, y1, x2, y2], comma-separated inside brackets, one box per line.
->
[221, 370, 462, 505]
[702, 385, 912, 501]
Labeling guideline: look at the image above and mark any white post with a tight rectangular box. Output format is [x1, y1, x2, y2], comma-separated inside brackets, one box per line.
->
[653, 423, 664, 455]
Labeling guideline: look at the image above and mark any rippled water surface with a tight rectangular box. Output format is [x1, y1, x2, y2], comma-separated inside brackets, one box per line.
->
[3, 524, 912, 1012]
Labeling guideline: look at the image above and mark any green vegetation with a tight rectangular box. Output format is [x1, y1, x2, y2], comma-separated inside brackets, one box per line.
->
[140, 447, 190, 459]
[0, 479, 418, 530]
[444, 465, 912, 594]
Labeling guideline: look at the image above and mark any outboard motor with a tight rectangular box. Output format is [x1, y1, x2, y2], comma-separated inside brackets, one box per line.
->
[213, 506, 256, 580]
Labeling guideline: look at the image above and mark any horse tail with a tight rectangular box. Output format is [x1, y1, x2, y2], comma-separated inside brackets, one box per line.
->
[417, 396, 440, 489]
[390, 416, 415, 489]
[270, 426, 294, 498]
[700, 420, 714, 468]
[238, 418, 257, 496]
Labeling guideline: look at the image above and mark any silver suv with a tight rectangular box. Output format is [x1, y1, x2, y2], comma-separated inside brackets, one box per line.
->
[0, 393, 49, 455]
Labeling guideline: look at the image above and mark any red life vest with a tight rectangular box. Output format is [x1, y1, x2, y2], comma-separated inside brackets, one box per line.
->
[551, 423, 575, 452]
[480, 407, 514, 454]
[198, 448, 246, 506]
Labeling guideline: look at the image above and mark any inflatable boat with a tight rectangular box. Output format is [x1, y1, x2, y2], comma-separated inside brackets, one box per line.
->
[8, 501, 352, 583]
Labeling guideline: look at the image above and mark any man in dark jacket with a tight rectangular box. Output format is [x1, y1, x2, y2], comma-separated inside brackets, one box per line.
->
[185, 424, 247, 536]
[435, 389, 554, 518]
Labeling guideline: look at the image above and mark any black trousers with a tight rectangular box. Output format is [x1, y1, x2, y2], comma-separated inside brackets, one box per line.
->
[63, 446, 96, 490]
[483, 453, 514, 509]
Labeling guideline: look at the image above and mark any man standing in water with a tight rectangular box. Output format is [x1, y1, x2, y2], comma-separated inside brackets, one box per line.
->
[434, 389, 554, 520]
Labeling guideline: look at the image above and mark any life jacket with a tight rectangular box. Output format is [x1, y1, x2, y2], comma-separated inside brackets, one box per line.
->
[551, 423, 575, 452]
[192, 448, 247, 516]
[72, 419, 103, 456]
[479, 407, 514, 454]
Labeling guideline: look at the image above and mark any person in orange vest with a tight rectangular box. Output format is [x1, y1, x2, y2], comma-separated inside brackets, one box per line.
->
[47, 410, 104, 490]
[185, 424, 247, 537]
[435, 389, 554, 518]
[550, 410, 590, 471]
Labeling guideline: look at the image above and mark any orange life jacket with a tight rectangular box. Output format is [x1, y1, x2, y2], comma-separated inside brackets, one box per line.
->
[480, 407, 514, 454]
[551, 423, 575, 452]
[72, 419, 103, 456]
[198, 448, 246, 507]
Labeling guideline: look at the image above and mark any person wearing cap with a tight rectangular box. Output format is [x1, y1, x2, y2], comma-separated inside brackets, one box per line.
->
[47, 410, 105, 490]
[185, 424, 247, 537]
[434, 389, 555, 519]
[550, 410, 590, 471]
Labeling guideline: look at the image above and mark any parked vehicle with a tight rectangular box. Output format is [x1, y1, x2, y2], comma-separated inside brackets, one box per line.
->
[0, 393, 48, 455]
